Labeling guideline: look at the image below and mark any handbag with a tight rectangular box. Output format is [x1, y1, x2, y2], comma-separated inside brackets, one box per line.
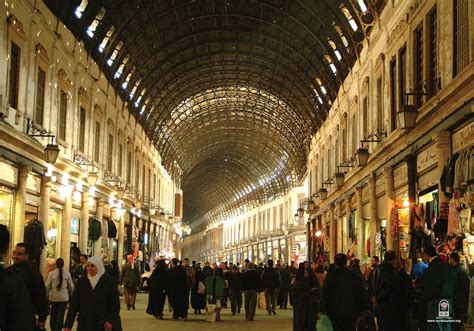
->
[198, 281, 206, 295]
[258, 292, 266, 309]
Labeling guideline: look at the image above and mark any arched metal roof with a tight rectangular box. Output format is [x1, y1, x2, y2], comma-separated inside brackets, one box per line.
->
[44, 0, 385, 227]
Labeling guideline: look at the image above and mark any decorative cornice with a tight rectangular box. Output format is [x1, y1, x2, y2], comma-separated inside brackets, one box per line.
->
[6, 15, 26, 39]
[35, 43, 49, 62]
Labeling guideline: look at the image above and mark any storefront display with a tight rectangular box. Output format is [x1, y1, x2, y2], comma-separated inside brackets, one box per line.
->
[47, 208, 62, 259]
[0, 187, 14, 229]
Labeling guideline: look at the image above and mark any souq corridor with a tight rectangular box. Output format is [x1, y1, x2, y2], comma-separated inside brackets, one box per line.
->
[0, 1, 473, 330]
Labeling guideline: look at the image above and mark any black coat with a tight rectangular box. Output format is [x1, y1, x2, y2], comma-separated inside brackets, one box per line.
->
[228, 272, 243, 291]
[8, 261, 48, 323]
[320, 266, 369, 321]
[451, 264, 470, 321]
[261, 267, 280, 290]
[24, 220, 46, 266]
[64, 274, 121, 331]
[191, 269, 206, 310]
[293, 275, 320, 331]
[0, 267, 34, 330]
[168, 265, 188, 317]
[242, 269, 261, 292]
[279, 268, 292, 289]
[147, 266, 170, 316]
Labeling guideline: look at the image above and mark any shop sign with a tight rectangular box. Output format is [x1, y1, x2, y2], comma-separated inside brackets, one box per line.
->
[452, 121, 474, 153]
[393, 163, 408, 189]
[417, 144, 438, 174]
[0, 162, 17, 186]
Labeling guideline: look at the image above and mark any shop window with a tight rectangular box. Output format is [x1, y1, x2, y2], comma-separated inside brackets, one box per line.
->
[453, 0, 469, 77]
[58, 90, 67, 141]
[0, 188, 14, 232]
[47, 209, 62, 259]
[94, 121, 100, 161]
[78, 107, 86, 152]
[35, 67, 46, 126]
[428, 8, 438, 96]
[8, 42, 20, 109]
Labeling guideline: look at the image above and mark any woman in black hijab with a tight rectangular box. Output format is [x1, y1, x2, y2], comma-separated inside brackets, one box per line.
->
[146, 259, 170, 319]
[292, 264, 321, 331]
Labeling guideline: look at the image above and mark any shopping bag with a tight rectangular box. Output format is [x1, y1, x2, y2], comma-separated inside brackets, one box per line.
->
[198, 281, 206, 295]
[206, 304, 220, 322]
[258, 292, 266, 309]
[316, 314, 333, 331]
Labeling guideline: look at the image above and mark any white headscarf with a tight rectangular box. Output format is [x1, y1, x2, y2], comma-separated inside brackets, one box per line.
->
[87, 256, 105, 289]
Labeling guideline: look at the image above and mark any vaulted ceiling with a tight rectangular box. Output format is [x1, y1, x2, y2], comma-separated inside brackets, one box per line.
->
[44, 0, 385, 228]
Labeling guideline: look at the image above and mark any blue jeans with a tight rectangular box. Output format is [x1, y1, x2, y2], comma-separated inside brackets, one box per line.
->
[50, 301, 67, 331]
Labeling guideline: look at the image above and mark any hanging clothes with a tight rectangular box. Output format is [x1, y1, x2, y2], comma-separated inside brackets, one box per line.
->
[447, 195, 461, 235]
[88, 218, 102, 241]
[24, 219, 47, 267]
[348, 211, 355, 241]
[390, 205, 399, 240]
[107, 220, 117, 238]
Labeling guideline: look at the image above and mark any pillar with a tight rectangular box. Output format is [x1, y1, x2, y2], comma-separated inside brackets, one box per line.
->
[384, 167, 396, 252]
[368, 173, 378, 257]
[433, 131, 451, 204]
[118, 214, 124, 264]
[328, 204, 336, 262]
[12, 165, 30, 254]
[79, 191, 89, 255]
[61, 187, 72, 270]
[336, 201, 343, 254]
[355, 187, 364, 259]
[344, 196, 351, 254]
[39, 176, 51, 275]
[94, 198, 104, 256]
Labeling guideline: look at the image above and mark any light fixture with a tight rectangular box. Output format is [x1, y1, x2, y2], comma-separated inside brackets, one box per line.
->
[335, 172, 345, 187]
[315, 230, 322, 238]
[282, 225, 289, 236]
[356, 148, 370, 167]
[149, 207, 156, 216]
[159, 211, 166, 221]
[116, 186, 125, 199]
[397, 104, 418, 130]
[319, 188, 328, 200]
[87, 171, 99, 186]
[307, 199, 315, 211]
[44, 144, 60, 164]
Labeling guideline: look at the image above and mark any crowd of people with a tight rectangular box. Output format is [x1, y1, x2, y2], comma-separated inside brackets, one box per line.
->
[1, 221, 474, 331]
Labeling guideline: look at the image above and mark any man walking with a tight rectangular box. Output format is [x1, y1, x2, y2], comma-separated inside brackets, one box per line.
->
[8, 242, 48, 329]
[279, 263, 291, 309]
[73, 254, 88, 282]
[228, 265, 243, 315]
[449, 252, 470, 330]
[261, 259, 280, 315]
[0, 226, 34, 330]
[242, 263, 261, 321]
[169, 258, 189, 320]
[120, 254, 141, 310]
[320, 253, 369, 331]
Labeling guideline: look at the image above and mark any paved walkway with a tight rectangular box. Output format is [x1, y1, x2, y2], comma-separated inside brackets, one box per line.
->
[120, 293, 294, 330]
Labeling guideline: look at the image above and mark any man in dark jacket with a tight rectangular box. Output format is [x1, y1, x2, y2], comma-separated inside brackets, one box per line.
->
[371, 250, 404, 331]
[120, 254, 141, 310]
[279, 263, 291, 309]
[320, 253, 369, 331]
[0, 225, 34, 330]
[228, 265, 243, 315]
[169, 258, 189, 320]
[421, 246, 456, 331]
[448, 252, 470, 330]
[242, 263, 261, 321]
[8, 242, 48, 329]
[261, 259, 280, 315]
[73, 254, 88, 282]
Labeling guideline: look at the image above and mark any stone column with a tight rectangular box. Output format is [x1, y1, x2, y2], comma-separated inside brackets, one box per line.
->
[328, 204, 336, 262]
[94, 198, 104, 256]
[79, 191, 89, 255]
[384, 167, 396, 252]
[344, 196, 351, 254]
[368, 173, 378, 257]
[118, 214, 125, 264]
[336, 201, 343, 254]
[12, 165, 30, 254]
[61, 188, 72, 270]
[39, 176, 51, 275]
[433, 131, 451, 203]
[355, 187, 364, 259]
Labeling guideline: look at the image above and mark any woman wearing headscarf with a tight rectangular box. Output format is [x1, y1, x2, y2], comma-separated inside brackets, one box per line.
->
[63, 256, 121, 331]
[45, 258, 74, 331]
[292, 264, 321, 331]
[146, 259, 170, 319]
[190, 265, 206, 314]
